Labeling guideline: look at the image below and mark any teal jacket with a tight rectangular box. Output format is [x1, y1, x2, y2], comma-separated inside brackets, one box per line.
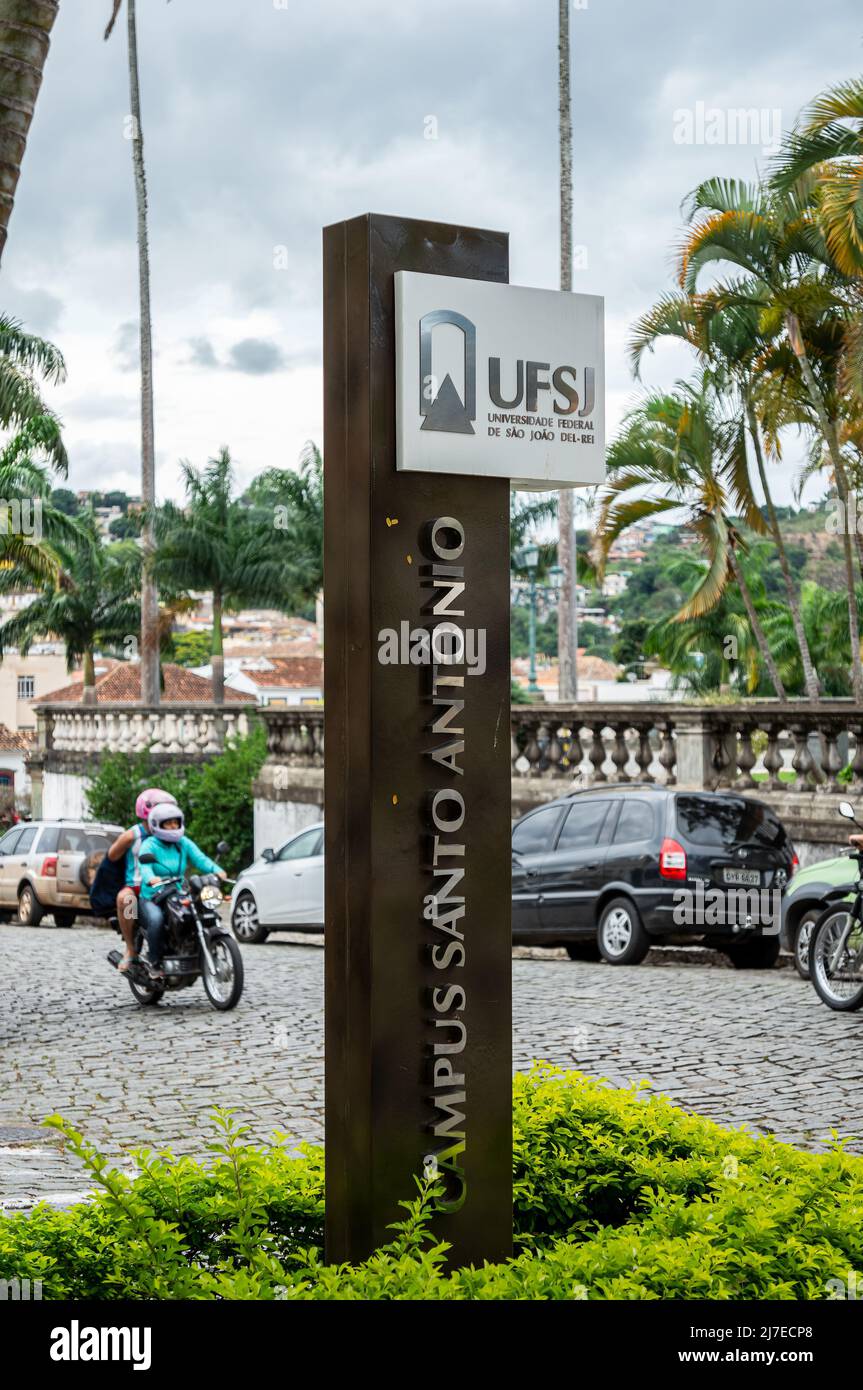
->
[123, 823, 148, 888]
[138, 835, 221, 900]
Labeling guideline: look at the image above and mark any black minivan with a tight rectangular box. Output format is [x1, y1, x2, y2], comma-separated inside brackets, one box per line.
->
[511, 785, 797, 967]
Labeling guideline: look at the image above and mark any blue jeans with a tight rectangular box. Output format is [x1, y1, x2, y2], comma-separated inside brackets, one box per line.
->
[138, 897, 166, 966]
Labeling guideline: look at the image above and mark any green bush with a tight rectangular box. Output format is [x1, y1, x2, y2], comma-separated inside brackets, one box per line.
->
[3, 1068, 863, 1300]
[84, 724, 267, 876]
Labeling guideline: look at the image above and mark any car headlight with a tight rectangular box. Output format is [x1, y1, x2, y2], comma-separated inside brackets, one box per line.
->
[200, 884, 222, 902]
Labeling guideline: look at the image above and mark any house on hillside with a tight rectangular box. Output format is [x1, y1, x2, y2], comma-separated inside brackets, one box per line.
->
[191, 655, 323, 707]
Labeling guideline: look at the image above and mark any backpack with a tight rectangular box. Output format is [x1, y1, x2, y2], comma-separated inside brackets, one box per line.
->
[88, 852, 126, 917]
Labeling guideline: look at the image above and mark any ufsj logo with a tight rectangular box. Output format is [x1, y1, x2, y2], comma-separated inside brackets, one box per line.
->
[419, 308, 595, 435]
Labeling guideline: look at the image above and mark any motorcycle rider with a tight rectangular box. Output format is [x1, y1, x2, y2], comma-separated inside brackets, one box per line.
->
[138, 802, 226, 980]
[105, 787, 173, 974]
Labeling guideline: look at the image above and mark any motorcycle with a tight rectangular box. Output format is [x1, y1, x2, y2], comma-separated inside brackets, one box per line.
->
[809, 802, 863, 1012]
[107, 840, 244, 1011]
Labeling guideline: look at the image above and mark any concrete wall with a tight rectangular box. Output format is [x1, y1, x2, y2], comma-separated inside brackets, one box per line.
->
[253, 798, 321, 858]
[40, 769, 91, 820]
[251, 762, 324, 859]
[0, 653, 71, 732]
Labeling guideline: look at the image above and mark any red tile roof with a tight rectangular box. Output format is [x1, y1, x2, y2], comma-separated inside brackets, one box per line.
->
[0, 724, 35, 750]
[35, 663, 256, 706]
[242, 657, 323, 689]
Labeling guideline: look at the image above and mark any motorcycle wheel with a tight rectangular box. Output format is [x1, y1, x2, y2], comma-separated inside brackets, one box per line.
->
[201, 935, 244, 1010]
[126, 927, 165, 1006]
[810, 907, 863, 1012]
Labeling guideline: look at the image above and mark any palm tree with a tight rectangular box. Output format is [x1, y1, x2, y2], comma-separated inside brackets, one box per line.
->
[154, 447, 288, 703]
[105, 0, 159, 705]
[0, 0, 60, 262]
[629, 287, 821, 698]
[595, 377, 787, 699]
[0, 313, 66, 469]
[764, 579, 860, 698]
[0, 518, 141, 703]
[645, 550, 779, 697]
[556, 0, 577, 701]
[0, 413, 80, 584]
[246, 442, 324, 615]
[773, 77, 863, 276]
[510, 490, 557, 572]
[678, 176, 863, 701]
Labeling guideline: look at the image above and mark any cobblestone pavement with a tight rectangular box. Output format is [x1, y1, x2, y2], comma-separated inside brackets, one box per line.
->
[1, 922, 862, 1207]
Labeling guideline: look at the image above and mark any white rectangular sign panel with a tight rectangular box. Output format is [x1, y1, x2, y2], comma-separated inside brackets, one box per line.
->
[395, 271, 604, 488]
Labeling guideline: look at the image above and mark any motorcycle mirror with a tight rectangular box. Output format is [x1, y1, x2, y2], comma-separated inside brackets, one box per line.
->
[839, 801, 857, 821]
[216, 840, 229, 857]
[139, 851, 156, 864]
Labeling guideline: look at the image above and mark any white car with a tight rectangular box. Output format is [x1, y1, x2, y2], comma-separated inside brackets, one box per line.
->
[230, 822, 324, 944]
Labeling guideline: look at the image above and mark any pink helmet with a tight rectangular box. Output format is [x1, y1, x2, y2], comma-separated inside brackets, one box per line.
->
[135, 787, 172, 823]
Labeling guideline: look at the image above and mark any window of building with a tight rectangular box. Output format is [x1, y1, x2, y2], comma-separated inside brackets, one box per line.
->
[17, 676, 35, 700]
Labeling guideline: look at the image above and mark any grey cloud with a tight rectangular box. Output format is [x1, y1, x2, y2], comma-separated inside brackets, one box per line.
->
[227, 338, 285, 375]
[1, 285, 64, 335]
[186, 336, 219, 368]
[3, 0, 860, 506]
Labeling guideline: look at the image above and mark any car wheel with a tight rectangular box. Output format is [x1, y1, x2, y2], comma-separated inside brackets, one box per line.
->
[565, 941, 602, 962]
[52, 909, 77, 929]
[17, 884, 44, 927]
[724, 936, 780, 970]
[231, 891, 269, 944]
[597, 897, 650, 965]
[792, 911, 819, 980]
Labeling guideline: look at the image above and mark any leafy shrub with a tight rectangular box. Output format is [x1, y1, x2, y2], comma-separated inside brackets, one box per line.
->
[2, 1069, 862, 1300]
[84, 724, 266, 875]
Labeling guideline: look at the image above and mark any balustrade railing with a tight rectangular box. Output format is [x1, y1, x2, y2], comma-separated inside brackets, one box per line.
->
[261, 706, 324, 766]
[509, 702, 863, 793]
[34, 701, 863, 798]
[36, 703, 251, 758]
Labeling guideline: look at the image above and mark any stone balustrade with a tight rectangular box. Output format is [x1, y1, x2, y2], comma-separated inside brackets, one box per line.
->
[41, 704, 251, 758]
[29, 702, 253, 820]
[260, 706, 324, 767]
[251, 703, 863, 864]
[508, 702, 862, 795]
[28, 701, 863, 864]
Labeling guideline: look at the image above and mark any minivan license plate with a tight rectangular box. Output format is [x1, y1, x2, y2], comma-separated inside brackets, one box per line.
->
[722, 868, 760, 887]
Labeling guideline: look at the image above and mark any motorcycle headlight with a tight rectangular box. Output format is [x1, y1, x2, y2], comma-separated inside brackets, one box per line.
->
[200, 884, 222, 902]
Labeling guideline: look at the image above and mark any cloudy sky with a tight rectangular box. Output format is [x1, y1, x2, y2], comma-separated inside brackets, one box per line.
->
[3, 0, 861, 507]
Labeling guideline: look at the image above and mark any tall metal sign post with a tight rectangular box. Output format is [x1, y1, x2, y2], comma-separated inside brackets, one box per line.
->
[323, 213, 604, 1266]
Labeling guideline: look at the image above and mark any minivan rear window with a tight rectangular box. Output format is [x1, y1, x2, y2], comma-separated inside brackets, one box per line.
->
[676, 795, 786, 849]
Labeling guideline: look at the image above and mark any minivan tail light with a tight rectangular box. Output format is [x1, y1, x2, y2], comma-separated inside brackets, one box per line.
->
[41, 855, 57, 877]
[659, 838, 687, 880]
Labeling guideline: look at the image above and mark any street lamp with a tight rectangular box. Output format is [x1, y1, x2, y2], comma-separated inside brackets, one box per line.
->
[521, 544, 541, 696]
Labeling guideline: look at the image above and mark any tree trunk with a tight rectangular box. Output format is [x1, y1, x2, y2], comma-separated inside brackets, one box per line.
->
[787, 318, 863, 703]
[746, 398, 820, 699]
[0, 0, 58, 264]
[125, 0, 159, 706]
[211, 589, 224, 705]
[556, 0, 577, 701]
[81, 647, 96, 706]
[727, 546, 786, 700]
